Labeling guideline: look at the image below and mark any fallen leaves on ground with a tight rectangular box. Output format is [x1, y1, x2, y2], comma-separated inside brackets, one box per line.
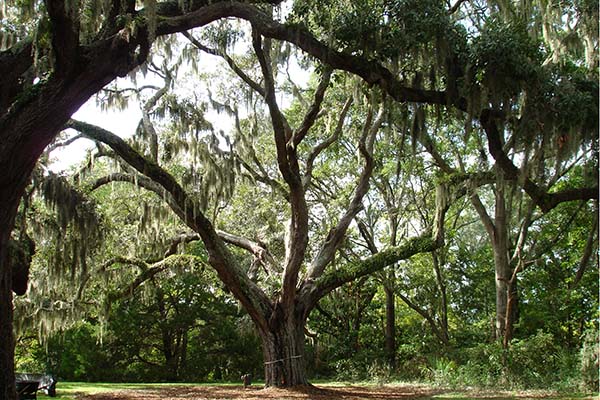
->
[79, 383, 438, 400]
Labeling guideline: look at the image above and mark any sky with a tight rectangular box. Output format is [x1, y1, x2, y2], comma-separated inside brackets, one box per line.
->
[49, 100, 142, 172]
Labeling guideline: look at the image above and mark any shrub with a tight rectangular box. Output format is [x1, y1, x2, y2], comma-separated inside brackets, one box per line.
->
[426, 332, 583, 390]
[367, 360, 392, 385]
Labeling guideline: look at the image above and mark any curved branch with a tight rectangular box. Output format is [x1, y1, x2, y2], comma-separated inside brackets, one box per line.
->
[100, 256, 149, 273]
[292, 67, 332, 147]
[141, 67, 172, 162]
[157, 3, 451, 107]
[304, 97, 353, 188]
[107, 255, 204, 302]
[46, 134, 85, 153]
[306, 233, 440, 306]
[91, 172, 276, 266]
[66, 119, 273, 331]
[253, 30, 308, 307]
[571, 203, 599, 289]
[236, 155, 290, 200]
[480, 110, 598, 212]
[45, 0, 81, 76]
[162, 232, 202, 258]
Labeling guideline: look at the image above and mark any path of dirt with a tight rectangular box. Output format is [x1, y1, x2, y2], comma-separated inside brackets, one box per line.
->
[79, 384, 440, 400]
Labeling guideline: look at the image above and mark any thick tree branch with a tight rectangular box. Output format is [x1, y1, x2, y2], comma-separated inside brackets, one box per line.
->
[65, 119, 273, 331]
[0, 40, 34, 111]
[480, 110, 598, 212]
[216, 230, 279, 272]
[100, 255, 149, 273]
[106, 255, 204, 302]
[162, 232, 201, 258]
[253, 30, 308, 307]
[396, 290, 448, 344]
[419, 130, 455, 174]
[252, 30, 295, 185]
[470, 193, 495, 238]
[91, 172, 276, 266]
[160, 3, 450, 105]
[45, 0, 81, 76]
[307, 233, 440, 305]
[571, 204, 598, 288]
[356, 217, 379, 254]
[448, 0, 469, 14]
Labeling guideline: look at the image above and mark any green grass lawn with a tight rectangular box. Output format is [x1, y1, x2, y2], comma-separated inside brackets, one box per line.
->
[37, 382, 201, 399]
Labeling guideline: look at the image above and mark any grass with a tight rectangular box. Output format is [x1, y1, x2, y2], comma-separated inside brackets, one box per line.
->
[430, 391, 595, 400]
[38, 382, 207, 399]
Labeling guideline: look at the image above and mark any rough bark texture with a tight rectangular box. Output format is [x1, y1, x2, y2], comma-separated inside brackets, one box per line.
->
[383, 284, 396, 368]
[260, 304, 309, 387]
[0, 139, 46, 399]
[492, 182, 518, 344]
[0, 236, 17, 400]
[0, 17, 152, 400]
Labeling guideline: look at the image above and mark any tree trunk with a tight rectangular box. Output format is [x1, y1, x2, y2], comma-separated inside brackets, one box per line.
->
[432, 252, 449, 344]
[0, 238, 17, 400]
[0, 66, 145, 400]
[492, 182, 518, 345]
[383, 284, 396, 368]
[259, 308, 309, 387]
[0, 177, 25, 400]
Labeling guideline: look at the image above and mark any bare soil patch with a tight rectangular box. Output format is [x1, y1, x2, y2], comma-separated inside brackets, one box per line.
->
[79, 384, 439, 400]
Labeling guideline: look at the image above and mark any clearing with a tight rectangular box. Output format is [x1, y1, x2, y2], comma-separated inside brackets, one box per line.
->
[64, 383, 594, 400]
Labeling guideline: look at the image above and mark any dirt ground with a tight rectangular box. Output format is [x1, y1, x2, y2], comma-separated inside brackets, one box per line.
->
[79, 384, 440, 400]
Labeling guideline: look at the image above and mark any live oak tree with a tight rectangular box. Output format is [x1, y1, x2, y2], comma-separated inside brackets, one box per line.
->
[61, 39, 449, 385]
[2, 0, 598, 397]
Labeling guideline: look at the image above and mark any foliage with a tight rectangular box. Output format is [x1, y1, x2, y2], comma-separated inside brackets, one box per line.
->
[16, 267, 263, 382]
[424, 332, 584, 390]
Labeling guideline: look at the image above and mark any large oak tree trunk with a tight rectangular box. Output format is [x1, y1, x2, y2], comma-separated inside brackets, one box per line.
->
[259, 307, 309, 387]
[0, 40, 147, 398]
[0, 235, 17, 400]
[0, 165, 32, 400]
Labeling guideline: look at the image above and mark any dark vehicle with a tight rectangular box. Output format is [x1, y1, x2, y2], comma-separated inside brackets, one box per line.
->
[15, 374, 57, 399]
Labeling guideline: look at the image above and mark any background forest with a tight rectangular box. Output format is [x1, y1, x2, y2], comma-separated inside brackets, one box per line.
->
[3, 0, 598, 395]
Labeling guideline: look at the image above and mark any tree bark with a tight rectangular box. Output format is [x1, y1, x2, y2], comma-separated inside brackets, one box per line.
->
[383, 283, 396, 368]
[491, 182, 518, 344]
[432, 252, 449, 344]
[0, 235, 17, 400]
[259, 303, 309, 387]
[471, 182, 518, 346]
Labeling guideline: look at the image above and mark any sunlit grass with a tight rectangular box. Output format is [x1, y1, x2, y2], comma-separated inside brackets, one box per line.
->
[37, 381, 240, 399]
